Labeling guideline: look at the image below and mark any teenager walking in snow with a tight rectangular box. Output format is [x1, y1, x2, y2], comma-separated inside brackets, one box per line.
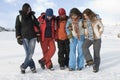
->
[66, 8, 85, 71]
[37, 8, 56, 71]
[82, 8, 104, 73]
[56, 8, 70, 70]
[15, 3, 40, 74]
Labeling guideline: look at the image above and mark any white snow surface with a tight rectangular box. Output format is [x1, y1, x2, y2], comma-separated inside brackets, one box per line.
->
[0, 25, 120, 80]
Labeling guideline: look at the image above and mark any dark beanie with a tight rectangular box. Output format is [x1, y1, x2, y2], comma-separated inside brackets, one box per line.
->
[46, 8, 53, 16]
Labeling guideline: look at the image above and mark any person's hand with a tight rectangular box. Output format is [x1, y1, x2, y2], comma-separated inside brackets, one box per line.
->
[17, 37, 23, 45]
[68, 26, 73, 31]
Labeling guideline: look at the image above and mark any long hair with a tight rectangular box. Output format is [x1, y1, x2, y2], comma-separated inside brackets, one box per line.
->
[69, 8, 82, 19]
[83, 8, 96, 22]
[22, 3, 32, 14]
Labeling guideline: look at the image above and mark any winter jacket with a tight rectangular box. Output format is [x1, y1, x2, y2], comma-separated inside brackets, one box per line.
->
[56, 16, 68, 40]
[38, 14, 56, 41]
[84, 20, 104, 39]
[15, 11, 39, 40]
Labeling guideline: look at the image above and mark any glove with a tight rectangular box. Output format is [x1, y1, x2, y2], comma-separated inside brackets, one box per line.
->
[37, 36, 40, 43]
[17, 38, 23, 45]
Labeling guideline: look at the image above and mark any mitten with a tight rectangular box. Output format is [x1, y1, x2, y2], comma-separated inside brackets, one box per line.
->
[17, 38, 23, 45]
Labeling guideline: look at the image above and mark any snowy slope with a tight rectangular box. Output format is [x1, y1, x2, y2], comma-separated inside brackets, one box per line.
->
[0, 26, 120, 80]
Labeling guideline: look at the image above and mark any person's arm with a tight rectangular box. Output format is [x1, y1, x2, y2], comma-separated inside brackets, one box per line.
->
[65, 19, 73, 39]
[33, 15, 40, 36]
[98, 21, 104, 36]
[15, 15, 22, 38]
[15, 15, 23, 45]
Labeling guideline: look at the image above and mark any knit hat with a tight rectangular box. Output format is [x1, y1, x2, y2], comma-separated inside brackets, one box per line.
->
[46, 8, 53, 16]
[58, 8, 66, 16]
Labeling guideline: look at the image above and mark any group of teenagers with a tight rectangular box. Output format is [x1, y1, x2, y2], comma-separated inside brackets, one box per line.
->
[15, 3, 104, 74]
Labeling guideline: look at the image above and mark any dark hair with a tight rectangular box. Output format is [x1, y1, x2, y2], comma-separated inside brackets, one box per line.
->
[69, 8, 82, 18]
[22, 3, 31, 14]
[83, 8, 96, 22]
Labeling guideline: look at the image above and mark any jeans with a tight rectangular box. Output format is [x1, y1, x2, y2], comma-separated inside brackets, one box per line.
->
[69, 35, 85, 69]
[82, 39, 101, 69]
[21, 38, 36, 69]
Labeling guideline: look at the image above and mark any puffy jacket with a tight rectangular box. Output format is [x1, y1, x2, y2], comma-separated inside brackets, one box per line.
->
[15, 10, 39, 40]
[56, 16, 68, 40]
[38, 14, 56, 41]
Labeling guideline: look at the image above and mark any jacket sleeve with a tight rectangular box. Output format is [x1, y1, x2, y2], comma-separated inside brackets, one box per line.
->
[33, 15, 40, 34]
[66, 19, 71, 35]
[15, 15, 21, 38]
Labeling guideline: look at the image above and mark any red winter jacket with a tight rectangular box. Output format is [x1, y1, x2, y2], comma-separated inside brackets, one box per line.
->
[37, 14, 56, 41]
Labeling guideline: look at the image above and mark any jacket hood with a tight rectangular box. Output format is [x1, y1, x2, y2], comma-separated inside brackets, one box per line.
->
[19, 10, 35, 15]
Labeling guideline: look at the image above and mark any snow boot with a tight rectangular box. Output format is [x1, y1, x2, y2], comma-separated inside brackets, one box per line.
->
[38, 60, 45, 69]
[85, 60, 94, 67]
[20, 66, 25, 74]
[30, 67, 37, 73]
[48, 65, 54, 71]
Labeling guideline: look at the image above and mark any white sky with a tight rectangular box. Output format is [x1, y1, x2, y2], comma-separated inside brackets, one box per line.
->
[0, 0, 120, 28]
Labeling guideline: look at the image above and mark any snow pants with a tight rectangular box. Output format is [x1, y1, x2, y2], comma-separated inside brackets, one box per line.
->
[57, 39, 70, 67]
[40, 38, 56, 69]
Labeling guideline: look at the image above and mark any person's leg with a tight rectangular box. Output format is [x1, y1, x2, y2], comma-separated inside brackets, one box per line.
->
[64, 39, 70, 68]
[93, 39, 101, 72]
[77, 35, 85, 70]
[28, 38, 36, 70]
[57, 40, 65, 68]
[21, 39, 30, 69]
[45, 38, 56, 69]
[38, 38, 48, 69]
[82, 39, 93, 63]
[69, 37, 77, 70]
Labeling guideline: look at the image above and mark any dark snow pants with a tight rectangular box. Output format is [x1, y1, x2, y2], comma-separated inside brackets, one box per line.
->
[57, 39, 70, 67]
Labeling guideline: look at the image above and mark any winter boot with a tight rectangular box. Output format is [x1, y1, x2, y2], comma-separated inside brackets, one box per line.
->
[30, 67, 37, 73]
[69, 68, 75, 71]
[93, 64, 99, 73]
[60, 67, 65, 70]
[85, 60, 94, 67]
[38, 60, 45, 69]
[20, 66, 25, 74]
[77, 68, 83, 71]
[48, 65, 54, 71]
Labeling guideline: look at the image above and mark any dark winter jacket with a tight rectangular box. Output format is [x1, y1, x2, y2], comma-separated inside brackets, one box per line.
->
[15, 10, 40, 40]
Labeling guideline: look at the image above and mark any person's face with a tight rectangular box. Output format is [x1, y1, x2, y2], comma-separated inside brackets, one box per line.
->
[83, 14, 89, 19]
[47, 16, 52, 20]
[27, 7, 30, 14]
[71, 15, 79, 23]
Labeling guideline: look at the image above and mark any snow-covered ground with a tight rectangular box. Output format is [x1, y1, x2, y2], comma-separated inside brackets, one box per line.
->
[0, 25, 120, 80]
